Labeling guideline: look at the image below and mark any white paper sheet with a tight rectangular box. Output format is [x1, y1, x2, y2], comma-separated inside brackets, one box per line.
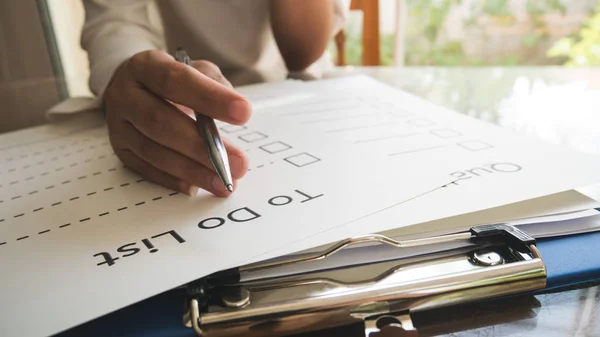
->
[379, 189, 600, 240]
[241, 75, 600, 263]
[0, 111, 451, 337]
[244, 209, 600, 282]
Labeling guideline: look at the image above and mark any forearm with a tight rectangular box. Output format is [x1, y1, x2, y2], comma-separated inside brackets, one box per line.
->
[81, 0, 164, 96]
[270, 0, 338, 71]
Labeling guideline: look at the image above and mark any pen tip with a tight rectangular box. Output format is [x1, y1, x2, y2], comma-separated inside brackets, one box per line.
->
[226, 184, 234, 193]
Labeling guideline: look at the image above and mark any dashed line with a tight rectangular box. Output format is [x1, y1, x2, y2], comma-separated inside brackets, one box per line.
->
[120, 183, 130, 187]
[1, 137, 108, 165]
[78, 175, 87, 180]
[1, 152, 114, 181]
[104, 187, 114, 191]
[51, 202, 62, 206]
[29, 191, 38, 195]
[11, 196, 21, 200]
[69, 197, 79, 201]
[46, 185, 55, 190]
[93, 172, 101, 175]
[87, 192, 97, 196]
[62, 180, 71, 185]
[136, 179, 145, 183]
[25, 177, 34, 181]
[0, 242, 5, 246]
[3, 188, 180, 243]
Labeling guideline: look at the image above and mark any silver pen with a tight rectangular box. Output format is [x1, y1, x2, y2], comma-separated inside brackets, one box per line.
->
[175, 48, 234, 193]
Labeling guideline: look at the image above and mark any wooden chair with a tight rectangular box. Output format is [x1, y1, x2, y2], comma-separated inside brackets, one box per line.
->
[335, 0, 380, 66]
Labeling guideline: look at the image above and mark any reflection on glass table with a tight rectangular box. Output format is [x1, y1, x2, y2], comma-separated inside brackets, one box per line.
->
[327, 67, 600, 156]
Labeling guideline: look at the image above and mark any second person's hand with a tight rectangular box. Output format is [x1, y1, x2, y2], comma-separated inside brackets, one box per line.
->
[103, 50, 251, 197]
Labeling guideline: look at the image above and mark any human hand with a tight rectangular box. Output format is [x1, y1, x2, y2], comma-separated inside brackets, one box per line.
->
[103, 50, 251, 197]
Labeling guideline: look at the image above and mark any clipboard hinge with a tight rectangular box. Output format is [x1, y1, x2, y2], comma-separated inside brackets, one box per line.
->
[364, 311, 418, 337]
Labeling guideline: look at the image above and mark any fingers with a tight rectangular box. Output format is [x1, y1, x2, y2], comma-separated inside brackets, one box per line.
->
[119, 87, 248, 180]
[104, 50, 251, 197]
[127, 50, 251, 124]
[117, 149, 198, 196]
[114, 122, 235, 197]
[191, 60, 233, 88]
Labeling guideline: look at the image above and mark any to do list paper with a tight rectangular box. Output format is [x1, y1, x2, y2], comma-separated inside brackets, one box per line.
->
[0, 111, 451, 337]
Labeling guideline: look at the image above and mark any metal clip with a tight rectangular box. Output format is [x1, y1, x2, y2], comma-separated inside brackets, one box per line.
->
[183, 224, 545, 337]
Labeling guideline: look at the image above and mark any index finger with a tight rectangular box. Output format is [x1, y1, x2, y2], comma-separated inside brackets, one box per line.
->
[128, 50, 251, 125]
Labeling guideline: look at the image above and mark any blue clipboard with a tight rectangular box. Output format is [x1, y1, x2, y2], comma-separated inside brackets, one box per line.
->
[55, 230, 600, 337]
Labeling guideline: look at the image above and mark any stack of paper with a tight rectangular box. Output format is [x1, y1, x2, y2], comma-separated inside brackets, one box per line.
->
[1, 75, 600, 337]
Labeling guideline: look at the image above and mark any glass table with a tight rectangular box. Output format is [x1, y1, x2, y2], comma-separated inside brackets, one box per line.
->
[292, 67, 600, 337]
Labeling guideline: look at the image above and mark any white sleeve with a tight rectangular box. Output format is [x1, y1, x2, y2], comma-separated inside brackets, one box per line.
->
[81, 0, 165, 97]
[332, 0, 351, 36]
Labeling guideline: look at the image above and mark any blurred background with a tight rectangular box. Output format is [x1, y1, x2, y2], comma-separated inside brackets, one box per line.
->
[1, 0, 599, 135]
[13, 0, 600, 98]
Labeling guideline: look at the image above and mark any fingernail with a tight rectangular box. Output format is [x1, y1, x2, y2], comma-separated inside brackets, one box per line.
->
[228, 100, 250, 123]
[190, 186, 200, 197]
[212, 176, 230, 195]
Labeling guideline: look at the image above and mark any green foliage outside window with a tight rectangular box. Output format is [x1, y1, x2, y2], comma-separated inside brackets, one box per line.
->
[332, 0, 599, 67]
[547, 2, 600, 66]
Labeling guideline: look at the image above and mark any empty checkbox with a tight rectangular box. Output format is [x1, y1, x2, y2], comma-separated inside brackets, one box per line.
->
[284, 153, 321, 167]
[431, 128, 462, 139]
[260, 141, 292, 154]
[239, 131, 268, 143]
[457, 140, 494, 151]
[220, 125, 248, 133]
[407, 118, 436, 127]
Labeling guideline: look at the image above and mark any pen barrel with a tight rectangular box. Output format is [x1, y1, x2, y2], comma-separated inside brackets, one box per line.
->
[195, 113, 233, 187]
